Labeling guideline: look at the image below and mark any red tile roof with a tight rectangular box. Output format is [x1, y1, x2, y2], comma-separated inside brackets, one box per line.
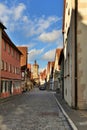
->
[47, 61, 51, 73]
[40, 69, 46, 80]
[56, 48, 63, 58]
[27, 64, 31, 70]
[17, 47, 28, 67]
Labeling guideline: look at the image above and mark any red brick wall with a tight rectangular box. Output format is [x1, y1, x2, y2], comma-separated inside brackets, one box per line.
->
[1, 38, 21, 80]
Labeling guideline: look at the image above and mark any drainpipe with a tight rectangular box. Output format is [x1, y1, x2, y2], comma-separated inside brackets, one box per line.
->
[74, 0, 78, 109]
[0, 27, 2, 95]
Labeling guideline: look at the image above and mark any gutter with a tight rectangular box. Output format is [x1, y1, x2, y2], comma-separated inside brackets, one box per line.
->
[75, 0, 78, 109]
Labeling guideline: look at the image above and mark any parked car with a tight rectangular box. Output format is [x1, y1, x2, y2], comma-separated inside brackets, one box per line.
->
[39, 84, 46, 90]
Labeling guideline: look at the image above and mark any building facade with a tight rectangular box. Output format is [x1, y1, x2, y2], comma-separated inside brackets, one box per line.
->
[0, 22, 22, 98]
[17, 46, 28, 81]
[46, 61, 54, 90]
[39, 69, 46, 85]
[32, 60, 39, 85]
[53, 48, 62, 90]
[58, 49, 64, 98]
[63, 0, 87, 109]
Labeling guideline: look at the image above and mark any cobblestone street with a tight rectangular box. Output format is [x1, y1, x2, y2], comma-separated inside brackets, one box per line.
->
[0, 88, 72, 130]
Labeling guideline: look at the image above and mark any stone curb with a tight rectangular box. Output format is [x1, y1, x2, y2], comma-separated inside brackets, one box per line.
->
[54, 95, 78, 130]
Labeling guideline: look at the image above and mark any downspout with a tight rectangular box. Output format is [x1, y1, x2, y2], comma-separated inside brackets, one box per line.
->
[0, 28, 2, 95]
[75, 0, 78, 109]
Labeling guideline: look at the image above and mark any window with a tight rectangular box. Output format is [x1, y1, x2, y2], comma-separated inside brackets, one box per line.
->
[4, 62, 7, 71]
[4, 62, 8, 71]
[66, 2, 68, 8]
[16, 52, 18, 59]
[10, 64, 12, 72]
[6, 62, 8, 71]
[8, 45, 11, 54]
[68, 8, 70, 15]
[66, 23, 67, 28]
[15, 67, 16, 74]
[1, 60, 4, 70]
[8, 64, 10, 72]
[4, 40, 6, 51]
[14, 51, 15, 58]
[22, 72, 25, 78]
[14, 67, 21, 74]
[12, 66, 15, 73]
[68, 52, 70, 74]
[13, 67, 15, 73]
[1, 81, 3, 93]
[18, 54, 20, 61]
[12, 48, 14, 57]
[8, 64, 12, 72]
[16, 53, 19, 60]
[1, 81, 7, 93]
[16, 67, 20, 74]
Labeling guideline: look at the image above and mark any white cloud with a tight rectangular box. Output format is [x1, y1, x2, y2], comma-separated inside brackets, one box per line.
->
[42, 49, 55, 61]
[38, 30, 61, 43]
[23, 16, 29, 23]
[28, 48, 44, 62]
[24, 16, 60, 37]
[0, 3, 10, 15]
[13, 3, 26, 21]
[0, 3, 11, 24]
[0, 3, 26, 30]
[28, 43, 37, 49]
[16, 42, 36, 50]
[36, 16, 58, 34]
[0, 2, 62, 38]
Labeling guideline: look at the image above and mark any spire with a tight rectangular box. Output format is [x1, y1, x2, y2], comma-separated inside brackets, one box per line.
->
[35, 60, 36, 65]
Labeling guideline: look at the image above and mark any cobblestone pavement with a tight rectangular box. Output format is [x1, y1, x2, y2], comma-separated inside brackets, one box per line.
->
[0, 88, 72, 130]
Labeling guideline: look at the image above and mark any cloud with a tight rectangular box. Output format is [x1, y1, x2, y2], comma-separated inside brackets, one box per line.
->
[36, 16, 59, 34]
[16, 42, 36, 50]
[0, 3, 11, 24]
[23, 16, 29, 23]
[38, 30, 61, 43]
[13, 3, 26, 21]
[42, 49, 55, 61]
[0, 2, 62, 37]
[0, 3, 27, 31]
[23, 16, 61, 37]
[28, 48, 44, 62]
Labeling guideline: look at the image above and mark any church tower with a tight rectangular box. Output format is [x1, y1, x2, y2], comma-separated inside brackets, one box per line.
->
[32, 60, 39, 85]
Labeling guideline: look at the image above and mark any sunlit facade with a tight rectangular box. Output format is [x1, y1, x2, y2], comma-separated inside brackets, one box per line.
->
[63, 0, 87, 109]
[0, 22, 22, 98]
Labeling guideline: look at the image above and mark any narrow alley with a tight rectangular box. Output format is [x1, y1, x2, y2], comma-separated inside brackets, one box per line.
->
[0, 88, 72, 130]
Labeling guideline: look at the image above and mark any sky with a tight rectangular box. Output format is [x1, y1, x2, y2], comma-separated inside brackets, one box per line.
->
[0, 0, 64, 72]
